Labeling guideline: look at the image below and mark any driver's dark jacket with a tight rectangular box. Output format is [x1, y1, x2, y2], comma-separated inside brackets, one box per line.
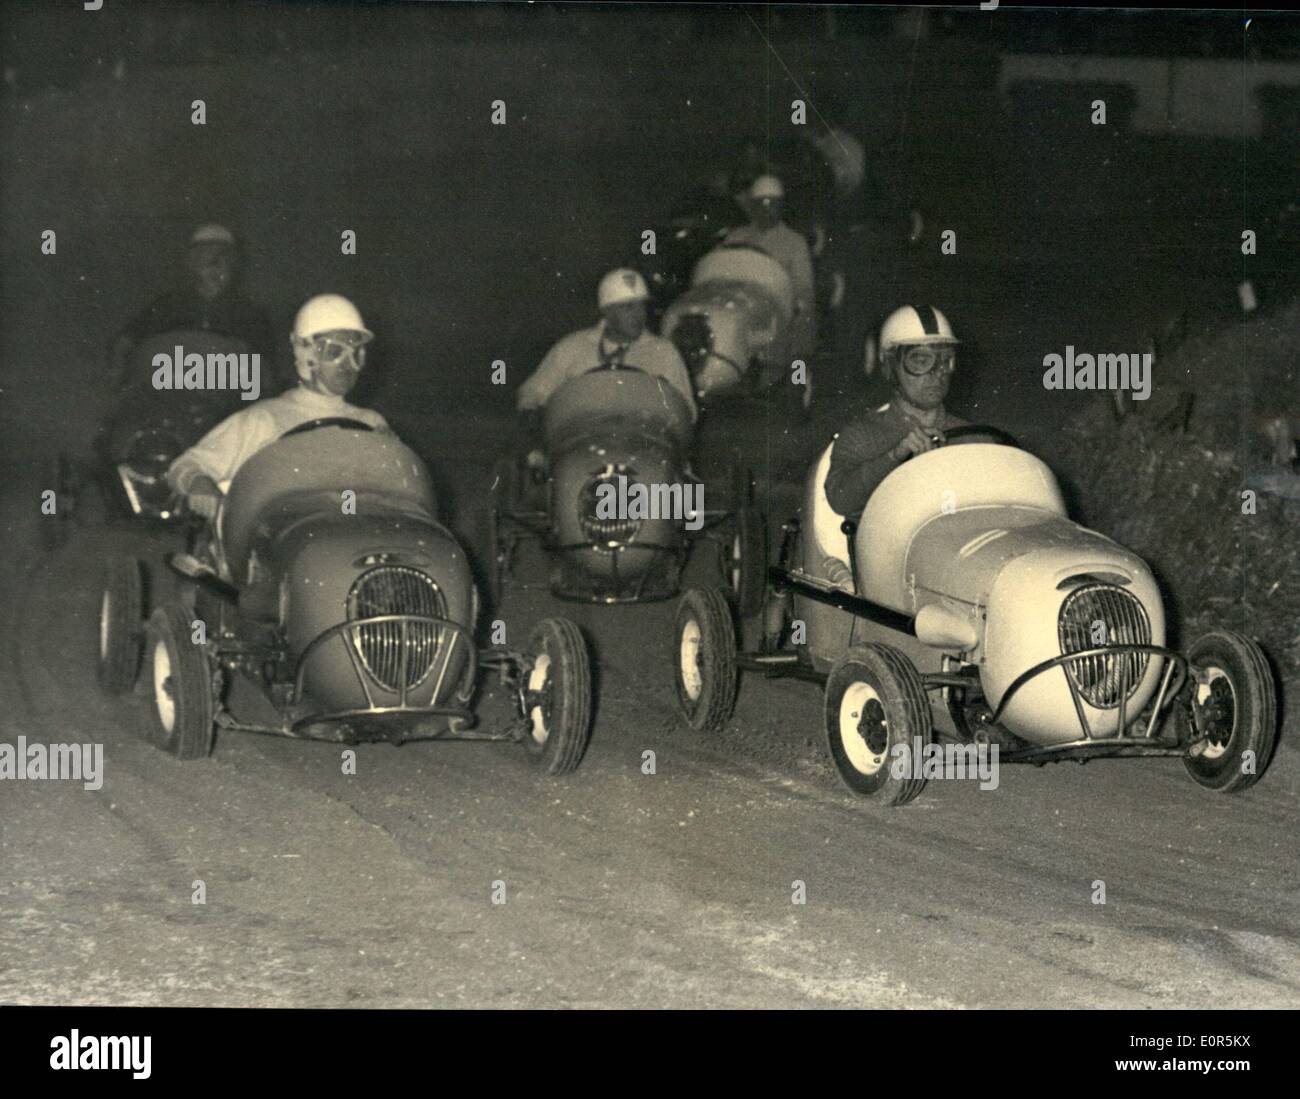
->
[824, 402, 968, 520]
[122, 287, 273, 359]
[166, 386, 388, 496]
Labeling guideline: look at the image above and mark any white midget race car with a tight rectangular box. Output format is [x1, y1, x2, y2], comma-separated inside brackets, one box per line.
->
[672, 430, 1277, 805]
[661, 243, 809, 407]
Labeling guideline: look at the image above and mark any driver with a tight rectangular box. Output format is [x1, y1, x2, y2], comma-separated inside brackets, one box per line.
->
[110, 223, 273, 391]
[516, 268, 697, 420]
[825, 304, 969, 524]
[724, 175, 816, 359]
[165, 294, 388, 519]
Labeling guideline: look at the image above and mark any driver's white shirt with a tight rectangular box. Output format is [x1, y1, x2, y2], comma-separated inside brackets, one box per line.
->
[516, 320, 697, 419]
[166, 385, 389, 495]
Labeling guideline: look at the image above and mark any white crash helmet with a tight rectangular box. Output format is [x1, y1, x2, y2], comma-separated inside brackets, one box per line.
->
[292, 293, 373, 344]
[879, 304, 957, 354]
[748, 174, 785, 200]
[597, 268, 650, 309]
[190, 223, 236, 248]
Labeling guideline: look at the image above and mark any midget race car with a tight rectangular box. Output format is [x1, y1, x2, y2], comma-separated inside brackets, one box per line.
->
[487, 368, 765, 612]
[48, 329, 250, 546]
[98, 420, 594, 772]
[672, 429, 1277, 805]
[661, 244, 810, 409]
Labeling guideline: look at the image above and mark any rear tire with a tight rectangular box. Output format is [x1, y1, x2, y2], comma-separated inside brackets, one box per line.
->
[98, 558, 144, 694]
[1180, 630, 1276, 793]
[522, 617, 592, 775]
[144, 604, 215, 760]
[727, 503, 767, 622]
[824, 644, 931, 805]
[672, 588, 737, 732]
[722, 467, 766, 621]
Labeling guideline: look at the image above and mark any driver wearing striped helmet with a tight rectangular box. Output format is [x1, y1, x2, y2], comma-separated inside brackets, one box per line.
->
[824, 304, 969, 524]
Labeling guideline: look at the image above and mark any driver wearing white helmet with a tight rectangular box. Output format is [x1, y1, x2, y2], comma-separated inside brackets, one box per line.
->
[516, 268, 697, 419]
[166, 293, 389, 519]
[725, 175, 816, 359]
[824, 304, 969, 524]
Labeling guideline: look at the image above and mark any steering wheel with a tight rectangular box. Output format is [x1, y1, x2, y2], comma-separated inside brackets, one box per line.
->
[584, 361, 651, 376]
[278, 417, 376, 440]
[895, 424, 1023, 466]
[941, 424, 1022, 449]
[719, 241, 773, 259]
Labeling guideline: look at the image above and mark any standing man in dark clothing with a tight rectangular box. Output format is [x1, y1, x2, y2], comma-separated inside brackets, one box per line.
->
[110, 223, 274, 390]
[825, 304, 968, 520]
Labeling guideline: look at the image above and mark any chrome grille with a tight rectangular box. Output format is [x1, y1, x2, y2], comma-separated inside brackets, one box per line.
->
[579, 472, 642, 547]
[346, 566, 444, 692]
[1057, 583, 1151, 709]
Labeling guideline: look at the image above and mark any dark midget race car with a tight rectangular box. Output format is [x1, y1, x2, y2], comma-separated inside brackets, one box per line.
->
[49, 330, 253, 545]
[487, 368, 765, 612]
[672, 429, 1277, 805]
[97, 421, 593, 772]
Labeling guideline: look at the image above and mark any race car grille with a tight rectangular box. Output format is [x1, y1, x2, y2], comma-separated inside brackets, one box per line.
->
[579, 473, 642, 548]
[1057, 583, 1151, 709]
[346, 566, 445, 693]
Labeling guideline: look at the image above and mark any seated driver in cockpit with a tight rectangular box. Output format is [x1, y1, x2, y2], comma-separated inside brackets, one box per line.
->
[516, 268, 698, 421]
[166, 293, 389, 520]
[822, 304, 970, 589]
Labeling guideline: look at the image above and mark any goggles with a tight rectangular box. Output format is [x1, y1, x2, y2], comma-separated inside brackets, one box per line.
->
[310, 330, 371, 369]
[899, 344, 957, 376]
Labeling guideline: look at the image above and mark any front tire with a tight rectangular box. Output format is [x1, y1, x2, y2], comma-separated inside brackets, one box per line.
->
[522, 617, 592, 775]
[672, 588, 737, 732]
[144, 604, 215, 760]
[98, 558, 144, 694]
[1180, 630, 1276, 793]
[824, 644, 931, 805]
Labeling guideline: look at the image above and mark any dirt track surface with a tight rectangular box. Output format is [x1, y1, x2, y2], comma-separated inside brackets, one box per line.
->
[3, 427, 1299, 1009]
[2, 12, 1299, 1009]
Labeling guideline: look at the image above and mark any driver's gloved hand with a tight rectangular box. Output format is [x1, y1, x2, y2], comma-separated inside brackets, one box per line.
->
[824, 557, 855, 594]
[182, 473, 223, 521]
[890, 425, 944, 462]
[188, 492, 220, 521]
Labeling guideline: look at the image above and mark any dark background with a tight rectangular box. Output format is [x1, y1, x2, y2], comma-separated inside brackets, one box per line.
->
[2, 1, 1296, 458]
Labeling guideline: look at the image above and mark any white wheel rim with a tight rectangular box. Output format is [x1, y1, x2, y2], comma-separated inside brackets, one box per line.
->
[839, 681, 888, 775]
[527, 653, 552, 744]
[1196, 663, 1234, 760]
[153, 639, 176, 734]
[99, 588, 112, 663]
[679, 618, 703, 701]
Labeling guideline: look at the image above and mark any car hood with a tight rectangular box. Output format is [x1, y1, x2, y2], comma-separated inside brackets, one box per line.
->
[903, 509, 1147, 611]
